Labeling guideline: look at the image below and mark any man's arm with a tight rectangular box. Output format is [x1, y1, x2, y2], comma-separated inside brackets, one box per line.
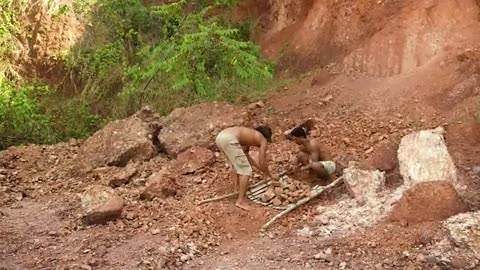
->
[258, 140, 272, 178]
[246, 152, 261, 171]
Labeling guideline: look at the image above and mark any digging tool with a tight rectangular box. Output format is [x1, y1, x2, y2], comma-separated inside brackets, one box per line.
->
[261, 175, 345, 230]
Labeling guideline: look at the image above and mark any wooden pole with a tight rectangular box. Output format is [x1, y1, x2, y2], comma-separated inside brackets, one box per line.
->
[261, 176, 344, 230]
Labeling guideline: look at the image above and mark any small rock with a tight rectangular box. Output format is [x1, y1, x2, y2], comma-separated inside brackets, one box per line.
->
[108, 165, 138, 187]
[325, 247, 333, 255]
[125, 212, 136, 220]
[80, 185, 124, 225]
[472, 166, 480, 176]
[47, 231, 58, 237]
[317, 216, 329, 225]
[320, 94, 333, 103]
[133, 178, 147, 187]
[314, 252, 329, 261]
[180, 254, 190, 262]
[339, 262, 347, 268]
[14, 193, 23, 201]
[247, 101, 265, 110]
[416, 254, 426, 262]
[151, 229, 161, 235]
[271, 197, 282, 206]
[140, 171, 179, 200]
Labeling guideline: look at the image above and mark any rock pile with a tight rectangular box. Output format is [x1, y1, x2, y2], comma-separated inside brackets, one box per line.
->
[261, 177, 311, 206]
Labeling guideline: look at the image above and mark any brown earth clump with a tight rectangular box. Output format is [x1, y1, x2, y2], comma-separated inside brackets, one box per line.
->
[389, 181, 470, 224]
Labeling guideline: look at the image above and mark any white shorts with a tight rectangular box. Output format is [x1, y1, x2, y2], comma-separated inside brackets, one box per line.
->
[215, 130, 253, 176]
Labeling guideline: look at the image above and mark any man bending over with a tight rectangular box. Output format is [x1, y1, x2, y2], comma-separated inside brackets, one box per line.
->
[215, 126, 273, 210]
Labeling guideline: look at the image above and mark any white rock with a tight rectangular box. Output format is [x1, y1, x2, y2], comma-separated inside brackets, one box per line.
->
[343, 164, 385, 205]
[397, 127, 457, 187]
[443, 211, 480, 256]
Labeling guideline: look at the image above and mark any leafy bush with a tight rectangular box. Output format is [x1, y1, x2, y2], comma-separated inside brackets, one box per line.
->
[0, 0, 28, 79]
[64, 0, 273, 116]
[0, 77, 102, 149]
[0, 0, 274, 149]
[0, 78, 55, 149]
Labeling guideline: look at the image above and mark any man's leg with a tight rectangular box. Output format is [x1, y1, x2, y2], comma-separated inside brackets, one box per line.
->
[235, 174, 252, 211]
[230, 168, 239, 191]
[310, 162, 331, 182]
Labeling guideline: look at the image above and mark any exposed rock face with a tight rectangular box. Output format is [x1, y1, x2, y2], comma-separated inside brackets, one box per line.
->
[74, 107, 162, 173]
[81, 185, 124, 225]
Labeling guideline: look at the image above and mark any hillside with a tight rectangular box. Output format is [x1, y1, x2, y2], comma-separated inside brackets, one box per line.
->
[1, 0, 480, 269]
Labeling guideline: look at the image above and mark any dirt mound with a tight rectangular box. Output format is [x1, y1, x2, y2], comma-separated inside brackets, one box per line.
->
[388, 181, 469, 224]
[367, 140, 399, 172]
[158, 103, 248, 156]
[8, 1, 86, 83]
[447, 122, 480, 146]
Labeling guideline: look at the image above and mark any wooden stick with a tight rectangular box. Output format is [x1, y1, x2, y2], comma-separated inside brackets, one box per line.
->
[261, 176, 344, 230]
[197, 180, 268, 205]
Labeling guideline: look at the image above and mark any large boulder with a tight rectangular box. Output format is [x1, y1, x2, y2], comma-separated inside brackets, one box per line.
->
[343, 164, 386, 206]
[397, 127, 457, 187]
[80, 185, 124, 225]
[158, 103, 247, 156]
[140, 170, 179, 200]
[388, 181, 469, 224]
[74, 107, 162, 173]
[171, 146, 215, 175]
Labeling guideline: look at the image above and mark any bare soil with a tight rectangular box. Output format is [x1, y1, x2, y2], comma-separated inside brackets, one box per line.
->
[2, 0, 480, 269]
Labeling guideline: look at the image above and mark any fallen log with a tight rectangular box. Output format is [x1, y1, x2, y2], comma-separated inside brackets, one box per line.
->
[261, 176, 345, 230]
[197, 180, 268, 205]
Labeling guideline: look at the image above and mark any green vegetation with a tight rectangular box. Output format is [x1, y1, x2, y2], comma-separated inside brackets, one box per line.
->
[0, 0, 274, 149]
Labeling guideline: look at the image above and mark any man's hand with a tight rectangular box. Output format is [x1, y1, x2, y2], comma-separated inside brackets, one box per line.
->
[261, 164, 273, 179]
[300, 164, 311, 171]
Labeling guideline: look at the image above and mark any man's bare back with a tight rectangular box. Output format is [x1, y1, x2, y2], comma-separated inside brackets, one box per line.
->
[216, 126, 272, 211]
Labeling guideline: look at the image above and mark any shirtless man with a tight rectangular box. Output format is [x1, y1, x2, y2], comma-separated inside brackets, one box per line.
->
[289, 126, 336, 181]
[215, 126, 273, 210]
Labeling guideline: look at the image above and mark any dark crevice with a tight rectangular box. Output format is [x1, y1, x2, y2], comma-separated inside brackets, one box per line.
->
[151, 125, 167, 155]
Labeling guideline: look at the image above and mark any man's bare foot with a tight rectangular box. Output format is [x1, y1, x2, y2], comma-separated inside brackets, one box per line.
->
[235, 200, 252, 211]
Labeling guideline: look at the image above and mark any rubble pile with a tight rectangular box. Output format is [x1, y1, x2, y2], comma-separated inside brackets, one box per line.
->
[261, 177, 312, 206]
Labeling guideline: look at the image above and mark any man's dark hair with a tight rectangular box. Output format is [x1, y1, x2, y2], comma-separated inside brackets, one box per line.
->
[290, 126, 307, 138]
[255, 125, 272, 142]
